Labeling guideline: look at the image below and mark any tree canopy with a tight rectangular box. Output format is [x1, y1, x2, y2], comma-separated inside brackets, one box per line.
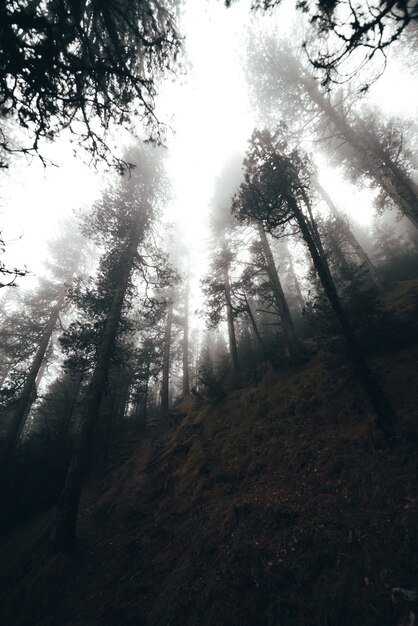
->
[0, 0, 181, 168]
[227, 0, 418, 85]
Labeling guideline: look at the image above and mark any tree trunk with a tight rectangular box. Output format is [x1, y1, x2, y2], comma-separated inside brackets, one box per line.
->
[182, 280, 190, 397]
[0, 286, 67, 482]
[258, 226, 302, 358]
[290, 197, 398, 437]
[316, 181, 383, 290]
[223, 265, 241, 388]
[244, 292, 267, 354]
[102, 369, 121, 462]
[161, 301, 173, 418]
[299, 67, 418, 229]
[52, 221, 143, 551]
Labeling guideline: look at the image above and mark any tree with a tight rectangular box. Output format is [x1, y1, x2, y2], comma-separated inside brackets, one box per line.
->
[52, 143, 174, 550]
[0, 285, 67, 484]
[202, 247, 242, 389]
[232, 129, 398, 437]
[256, 225, 303, 359]
[201, 155, 246, 389]
[0, 0, 181, 168]
[315, 178, 383, 290]
[161, 299, 174, 418]
[0, 224, 86, 482]
[246, 39, 418, 230]
[227, 0, 418, 86]
[182, 274, 191, 398]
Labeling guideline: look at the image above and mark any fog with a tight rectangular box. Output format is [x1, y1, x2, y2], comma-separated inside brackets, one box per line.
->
[1, 0, 418, 575]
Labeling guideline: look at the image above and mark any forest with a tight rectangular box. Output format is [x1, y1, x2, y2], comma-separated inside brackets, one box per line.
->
[0, 0, 418, 624]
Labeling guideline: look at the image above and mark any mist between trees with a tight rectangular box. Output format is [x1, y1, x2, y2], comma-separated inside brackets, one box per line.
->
[0, 0, 418, 552]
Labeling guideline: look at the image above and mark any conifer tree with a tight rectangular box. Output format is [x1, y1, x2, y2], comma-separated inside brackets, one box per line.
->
[233, 129, 398, 437]
[53, 143, 174, 550]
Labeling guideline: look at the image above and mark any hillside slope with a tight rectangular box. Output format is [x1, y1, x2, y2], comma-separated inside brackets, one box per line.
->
[1, 282, 418, 626]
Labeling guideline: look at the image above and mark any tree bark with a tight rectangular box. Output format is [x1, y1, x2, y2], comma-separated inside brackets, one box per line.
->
[52, 221, 143, 551]
[0, 286, 67, 482]
[290, 197, 398, 437]
[161, 301, 173, 418]
[258, 225, 302, 358]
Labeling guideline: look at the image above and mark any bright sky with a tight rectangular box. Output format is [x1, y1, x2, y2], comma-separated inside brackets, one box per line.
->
[0, 140, 101, 281]
[1, 0, 417, 295]
[161, 2, 254, 246]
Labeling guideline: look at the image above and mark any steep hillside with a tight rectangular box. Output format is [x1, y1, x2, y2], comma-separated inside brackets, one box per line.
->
[1, 282, 418, 626]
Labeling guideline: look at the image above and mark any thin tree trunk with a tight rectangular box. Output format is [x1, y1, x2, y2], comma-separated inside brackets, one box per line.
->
[143, 361, 150, 421]
[290, 197, 398, 437]
[52, 220, 143, 551]
[139, 363, 150, 432]
[0, 286, 67, 482]
[316, 181, 383, 289]
[223, 265, 241, 388]
[258, 226, 302, 358]
[244, 292, 267, 354]
[161, 301, 173, 418]
[182, 279, 190, 397]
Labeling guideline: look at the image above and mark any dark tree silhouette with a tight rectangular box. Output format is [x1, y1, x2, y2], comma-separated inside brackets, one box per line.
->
[52, 144, 173, 550]
[227, 0, 418, 85]
[246, 40, 418, 230]
[233, 129, 399, 437]
[0, 0, 181, 168]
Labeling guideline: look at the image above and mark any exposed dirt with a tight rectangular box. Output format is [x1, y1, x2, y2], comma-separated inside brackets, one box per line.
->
[0, 281, 418, 626]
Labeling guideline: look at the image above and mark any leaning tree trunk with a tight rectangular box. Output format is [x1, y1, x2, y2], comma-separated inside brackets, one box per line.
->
[52, 223, 142, 552]
[316, 181, 383, 290]
[298, 66, 418, 230]
[258, 226, 303, 359]
[161, 301, 174, 418]
[223, 265, 241, 388]
[290, 197, 398, 437]
[182, 279, 190, 398]
[0, 286, 67, 483]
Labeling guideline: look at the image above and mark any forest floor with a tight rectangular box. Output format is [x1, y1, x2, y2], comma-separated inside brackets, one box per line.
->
[1, 279, 418, 625]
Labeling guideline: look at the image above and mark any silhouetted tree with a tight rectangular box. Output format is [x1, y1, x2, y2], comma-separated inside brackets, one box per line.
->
[52, 143, 174, 550]
[233, 129, 398, 437]
[228, 0, 418, 86]
[0, 0, 181, 167]
[246, 39, 418, 230]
